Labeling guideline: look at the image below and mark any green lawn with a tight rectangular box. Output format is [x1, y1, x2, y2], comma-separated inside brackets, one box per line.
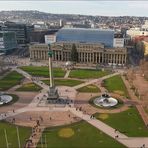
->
[42, 79, 84, 87]
[16, 83, 42, 92]
[0, 71, 24, 91]
[69, 69, 110, 79]
[95, 107, 148, 137]
[77, 84, 100, 93]
[20, 66, 65, 78]
[0, 121, 31, 147]
[104, 75, 129, 98]
[37, 121, 125, 148]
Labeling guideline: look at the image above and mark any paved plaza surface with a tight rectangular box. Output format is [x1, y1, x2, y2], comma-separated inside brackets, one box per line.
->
[0, 65, 148, 147]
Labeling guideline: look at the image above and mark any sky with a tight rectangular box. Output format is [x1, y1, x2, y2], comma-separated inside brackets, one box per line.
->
[0, 1, 148, 17]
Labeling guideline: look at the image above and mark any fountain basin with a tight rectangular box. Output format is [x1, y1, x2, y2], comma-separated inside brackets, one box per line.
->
[93, 94, 118, 107]
[0, 95, 13, 105]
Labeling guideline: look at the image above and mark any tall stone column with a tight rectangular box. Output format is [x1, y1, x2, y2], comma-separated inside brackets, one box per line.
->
[54, 51, 57, 61]
[89, 53, 91, 63]
[120, 55, 121, 65]
[122, 54, 124, 65]
[113, 54, 115, 64]
[115, 54, 117, 65]
[96, 53, 97, 63]
[47, 44, 59, 101]
[87, 53, 88, 63]
[30, 51, 32, 59]
[61, 51, 64, 61]
[48, 53, 54, 87]
[111, 53, 113, 63]
[102, 53, 104, 64]
[92, 53, 94, 63]
[124, 55, 127, 64]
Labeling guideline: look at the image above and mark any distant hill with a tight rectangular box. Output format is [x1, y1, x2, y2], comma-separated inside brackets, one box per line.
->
[0, 10, 147, 26]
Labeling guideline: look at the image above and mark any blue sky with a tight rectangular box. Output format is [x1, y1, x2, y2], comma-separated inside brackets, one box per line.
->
[0, 1, 148, 16]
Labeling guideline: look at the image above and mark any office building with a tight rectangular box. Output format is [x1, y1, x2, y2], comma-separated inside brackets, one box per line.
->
[1, 21, 34, 44]
[0, 31, 17, 53]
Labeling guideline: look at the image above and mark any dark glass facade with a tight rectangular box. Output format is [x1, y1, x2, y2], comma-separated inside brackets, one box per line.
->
[56, 28, 114, 47]
[0, 31, 17, 53]
[1, 21, 34, 44]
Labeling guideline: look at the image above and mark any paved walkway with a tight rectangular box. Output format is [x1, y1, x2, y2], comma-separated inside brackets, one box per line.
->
[64, 70, 71, 78]
[25, 125, 45, 148]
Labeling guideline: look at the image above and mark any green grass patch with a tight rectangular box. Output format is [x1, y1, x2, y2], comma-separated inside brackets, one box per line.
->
[42, 79, 84, 87]
[16, 83, 42, 92]
[0, 71, 24, 91]
[69, 69, 110, 79]
[0, 121, 31, 147]
[95, 107, 148, 137]
[20, 66, 65, 78]
[37, 121, 125, 148]
[104, 75, 129, 98]
[89, 96, 123, 109]
[77, 84, 100, 93]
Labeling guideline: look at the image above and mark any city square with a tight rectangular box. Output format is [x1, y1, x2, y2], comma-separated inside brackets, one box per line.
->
[0, 54, 148, 147]
[0, 1, 148, 148]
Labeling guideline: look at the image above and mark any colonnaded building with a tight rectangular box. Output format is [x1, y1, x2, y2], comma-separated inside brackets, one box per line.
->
[29, 28, 127, 66]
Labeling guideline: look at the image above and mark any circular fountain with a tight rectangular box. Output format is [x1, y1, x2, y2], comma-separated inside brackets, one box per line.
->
[93, 93, 118, 107]
[0, 93, 13, 105]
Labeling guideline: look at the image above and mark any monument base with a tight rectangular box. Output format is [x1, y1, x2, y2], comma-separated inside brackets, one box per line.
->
[47, 86, 59, 101]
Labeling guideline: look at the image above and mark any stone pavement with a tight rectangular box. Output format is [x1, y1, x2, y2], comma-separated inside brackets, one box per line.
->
[25, 125, 45, 148]
[64, 70, 71, 78]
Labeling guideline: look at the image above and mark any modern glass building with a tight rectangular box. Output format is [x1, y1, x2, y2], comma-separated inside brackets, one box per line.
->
[1, 21, 34, 44]
[56, 28, 114, 47]
[0, 31, 17, 53]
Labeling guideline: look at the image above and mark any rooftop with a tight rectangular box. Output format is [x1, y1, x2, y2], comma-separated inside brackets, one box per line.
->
[56, 28, 114, 47]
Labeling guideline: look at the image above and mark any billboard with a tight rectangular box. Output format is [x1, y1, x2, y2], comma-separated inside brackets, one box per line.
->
[45, 35, 56, 44]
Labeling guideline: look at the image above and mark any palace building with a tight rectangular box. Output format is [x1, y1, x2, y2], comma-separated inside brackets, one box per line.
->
[29, 42, 127, 65]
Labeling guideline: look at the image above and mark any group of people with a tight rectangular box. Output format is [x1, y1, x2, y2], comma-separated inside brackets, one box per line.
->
[26, 116, 44, 147]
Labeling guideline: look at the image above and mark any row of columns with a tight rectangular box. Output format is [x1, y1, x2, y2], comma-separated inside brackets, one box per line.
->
[30, 50, 127, 65]
[53, 51, 70, 61]
[78, 52, 126, 64]
[30, 50, 48, 60]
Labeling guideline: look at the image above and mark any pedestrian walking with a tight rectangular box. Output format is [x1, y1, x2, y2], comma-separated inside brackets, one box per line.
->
[115, 135, 119, 139]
